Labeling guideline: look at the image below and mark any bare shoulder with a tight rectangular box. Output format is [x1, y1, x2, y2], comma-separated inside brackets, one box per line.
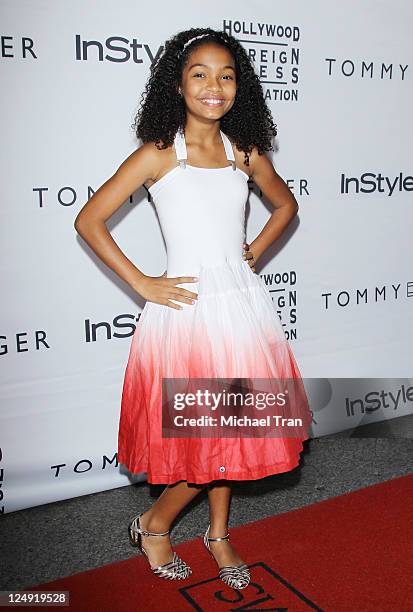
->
[117, 140, 174, 189]
[74, 140, 176, 226]
[228, 138, 263, 179]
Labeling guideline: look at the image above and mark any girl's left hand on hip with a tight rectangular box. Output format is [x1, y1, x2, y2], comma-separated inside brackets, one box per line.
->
[243, 243, 256, 272]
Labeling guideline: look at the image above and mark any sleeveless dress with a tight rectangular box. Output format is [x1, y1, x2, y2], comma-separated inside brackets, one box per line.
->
[117, 128, 312, 484]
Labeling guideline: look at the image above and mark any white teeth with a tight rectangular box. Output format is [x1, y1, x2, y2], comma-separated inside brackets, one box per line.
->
[201, 99, 224, 104]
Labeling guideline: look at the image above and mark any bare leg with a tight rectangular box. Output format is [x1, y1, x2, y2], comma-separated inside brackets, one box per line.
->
[207, 480, 244, 567]
[138, 480, 206, 567]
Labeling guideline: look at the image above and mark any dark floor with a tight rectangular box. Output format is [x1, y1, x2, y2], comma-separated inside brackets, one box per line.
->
[1, 414, 412, 592]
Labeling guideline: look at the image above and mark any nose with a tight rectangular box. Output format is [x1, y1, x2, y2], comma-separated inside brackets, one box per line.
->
[205, 76, 223, 91]
[206, 85, 223, 95]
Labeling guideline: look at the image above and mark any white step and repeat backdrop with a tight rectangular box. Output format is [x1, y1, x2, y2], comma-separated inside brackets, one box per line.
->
[1, 1, 412, 513]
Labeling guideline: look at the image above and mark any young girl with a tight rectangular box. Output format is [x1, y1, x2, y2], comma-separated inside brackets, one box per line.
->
[74, 27, 312, 590]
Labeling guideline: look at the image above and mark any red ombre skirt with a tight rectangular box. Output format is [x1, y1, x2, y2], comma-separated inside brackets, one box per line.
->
[117, 259, 312, 484]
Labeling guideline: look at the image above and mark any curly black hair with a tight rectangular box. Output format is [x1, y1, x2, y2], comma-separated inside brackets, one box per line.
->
[131, 27, 277, 167]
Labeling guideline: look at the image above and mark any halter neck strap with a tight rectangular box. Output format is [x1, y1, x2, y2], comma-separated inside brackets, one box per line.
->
[174, 129, 236, 170]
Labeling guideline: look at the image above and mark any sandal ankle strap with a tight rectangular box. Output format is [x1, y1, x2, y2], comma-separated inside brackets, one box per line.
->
[137, 515, 170, 537]
[205, 524, 230, 542]
[137, 526, 170, 537]
[207, 533, 229, 542]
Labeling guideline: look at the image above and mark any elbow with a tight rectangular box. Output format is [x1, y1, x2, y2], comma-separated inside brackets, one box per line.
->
[74, 213, 105, 237]
[289, 203, 299, 217]
[73, 215, 82, 233]
[289, 203, 299, 222]
[74, 212, 88, 235]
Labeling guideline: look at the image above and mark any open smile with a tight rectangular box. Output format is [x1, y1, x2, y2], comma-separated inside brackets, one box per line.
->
[199, 98, 225, 107]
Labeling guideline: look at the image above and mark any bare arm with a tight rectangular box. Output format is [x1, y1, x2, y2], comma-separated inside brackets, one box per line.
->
[243, 147, 299, 267]
[74, 143, 157, 292]
[74, 144, 198, 309]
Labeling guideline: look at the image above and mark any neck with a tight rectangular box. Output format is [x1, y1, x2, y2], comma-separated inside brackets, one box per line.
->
[183, 116, 222, 146]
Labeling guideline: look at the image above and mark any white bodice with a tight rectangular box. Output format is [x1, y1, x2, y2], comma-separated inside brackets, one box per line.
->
[148, 128, 250, 277]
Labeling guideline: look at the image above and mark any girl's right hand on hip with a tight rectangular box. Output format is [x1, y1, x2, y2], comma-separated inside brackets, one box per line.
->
[136, 272, 199, 310]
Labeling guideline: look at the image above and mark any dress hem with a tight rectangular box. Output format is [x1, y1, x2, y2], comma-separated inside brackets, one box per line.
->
[118, 436, 311, 486]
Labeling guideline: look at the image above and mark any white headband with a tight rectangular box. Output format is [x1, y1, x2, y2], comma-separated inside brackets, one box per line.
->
[180, 33, 211, 54]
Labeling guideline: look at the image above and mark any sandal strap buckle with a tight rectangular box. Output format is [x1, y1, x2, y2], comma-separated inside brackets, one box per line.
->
[207, 533, 229, 542]
[137, 527, 170, 537]
[135, 514, 170, 537]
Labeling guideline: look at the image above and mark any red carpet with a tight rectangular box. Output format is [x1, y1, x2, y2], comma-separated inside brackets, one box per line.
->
[25, 474, 413, 611]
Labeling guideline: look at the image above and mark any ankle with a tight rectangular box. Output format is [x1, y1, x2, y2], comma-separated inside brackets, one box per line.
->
[140, 510, 171, 534]
[208, 523, 229, 538]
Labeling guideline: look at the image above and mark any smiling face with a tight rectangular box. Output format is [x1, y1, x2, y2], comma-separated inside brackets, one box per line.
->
[178, 42, 237, 122]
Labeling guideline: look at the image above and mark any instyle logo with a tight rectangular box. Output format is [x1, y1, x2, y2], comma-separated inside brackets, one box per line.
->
[223, 20, 301, 101]
[84, 314, 140, 342]
[340, 172, 413, 196]
[345, 383, 413, 416]
[325, 58, 408, 80]
[322, 281, 413, 309]
[75, 35, 162, 64]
